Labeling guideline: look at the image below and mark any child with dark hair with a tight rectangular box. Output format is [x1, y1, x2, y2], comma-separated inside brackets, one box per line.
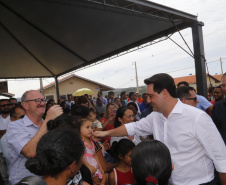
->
[46, 115, 92, 185]
[131, 140, 173, 185]
[89, 108, 103, 131]
[80, 118, 103, 180]
[25, 129, 85, 185]
[108, 139, 135, 185]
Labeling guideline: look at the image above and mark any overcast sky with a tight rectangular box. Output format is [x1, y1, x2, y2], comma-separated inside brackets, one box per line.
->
[4, 0, 226, 98]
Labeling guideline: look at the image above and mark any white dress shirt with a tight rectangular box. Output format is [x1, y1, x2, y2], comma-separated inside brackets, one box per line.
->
[125, 100, 226, 185]
[0, 114, 11, 153]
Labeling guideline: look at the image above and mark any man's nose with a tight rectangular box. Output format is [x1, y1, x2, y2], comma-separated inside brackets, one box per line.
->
[147, 97, 151, 103]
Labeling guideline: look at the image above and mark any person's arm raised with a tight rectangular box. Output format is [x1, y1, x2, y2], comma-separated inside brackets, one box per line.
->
[21, 105, 63, 158]
[94, 125, 128, 138]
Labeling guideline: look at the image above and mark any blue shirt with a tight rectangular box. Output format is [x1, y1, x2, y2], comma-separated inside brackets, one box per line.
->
[139, 101, 147, 112]
[102, 97, 107, 105]
[196, 95, 212, 111]
[7, 115, 39, 185]
[120, 99, 127, 107]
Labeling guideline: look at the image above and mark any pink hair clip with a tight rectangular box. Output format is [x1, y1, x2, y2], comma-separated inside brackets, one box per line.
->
[145, 176, 158, 184]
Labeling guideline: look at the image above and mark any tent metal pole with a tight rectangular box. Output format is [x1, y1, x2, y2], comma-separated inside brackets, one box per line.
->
[192, 22, 207, 97]
[55, 76, 60, 102]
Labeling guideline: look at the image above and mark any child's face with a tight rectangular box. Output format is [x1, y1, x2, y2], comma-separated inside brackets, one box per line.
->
[89, 112, 96, 122]
[122, 149, 134, 166]
[80, 120, 93, 138]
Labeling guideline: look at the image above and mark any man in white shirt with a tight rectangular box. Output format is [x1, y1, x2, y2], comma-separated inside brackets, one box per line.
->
[94, 73, 226, 185]
[0, 99, 11, 185]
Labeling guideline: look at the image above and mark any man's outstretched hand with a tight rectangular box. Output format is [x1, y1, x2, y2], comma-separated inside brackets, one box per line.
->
[93, 131, 109, 138]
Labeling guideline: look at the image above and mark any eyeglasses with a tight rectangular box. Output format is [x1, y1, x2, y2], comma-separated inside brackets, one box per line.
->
[10, 103, 18, 106]
[186, 97, 197, 101]
[0, 104, 10, 107]
[25, 98, 47, 104]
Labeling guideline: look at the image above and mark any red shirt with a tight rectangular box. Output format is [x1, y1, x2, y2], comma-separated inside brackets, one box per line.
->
[102, 117, 114, 144]
[113, 168, 135, 185]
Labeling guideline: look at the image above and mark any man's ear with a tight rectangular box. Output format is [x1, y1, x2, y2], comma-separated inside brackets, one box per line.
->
[22, 102, 28, 110]
[162, 89, 168, 99]
[181, 98, 186, 104]
[118, 117, 123, 124]
[172, 163, 174, 171]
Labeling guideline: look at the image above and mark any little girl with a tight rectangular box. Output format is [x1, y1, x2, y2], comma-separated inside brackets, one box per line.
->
[80, 118, 103, 179]
[109, 139, 136, 185]
[89, 108, 103, 131]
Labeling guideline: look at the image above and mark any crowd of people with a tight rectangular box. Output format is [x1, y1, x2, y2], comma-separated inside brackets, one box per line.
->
[0, 72, 226, 185]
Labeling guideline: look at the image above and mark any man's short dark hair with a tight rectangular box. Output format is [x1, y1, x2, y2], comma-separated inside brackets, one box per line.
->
[120, 91, 126, 97]
[144, 73, 176, 98]
[0, 99, 9, 103]
[129, 92, 135, 99]
[10, 105, 25, 118]
[108, 91, 114, 96]
[177, 81, 189, 87]
[176, 86, 195, 100]
[9, 98, 17, 102]
[98, 91, 103, 95]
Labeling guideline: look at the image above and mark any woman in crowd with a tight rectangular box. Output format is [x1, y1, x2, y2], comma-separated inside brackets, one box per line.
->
[100, 103, 117, 144]
[110, 106, 141, 146]
[25, 129, 84, 185]
[131, 140, 173, 185]
[127, 102, 140, 121]
[108, 139, 135, 185]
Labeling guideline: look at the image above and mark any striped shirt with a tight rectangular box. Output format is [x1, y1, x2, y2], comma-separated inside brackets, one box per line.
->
[7, 115, 39, 185]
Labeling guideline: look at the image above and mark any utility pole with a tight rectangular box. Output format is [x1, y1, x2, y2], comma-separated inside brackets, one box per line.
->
[40, 78, 44, 94]
[132, 62, 139, 93]
[220, 57, 224, 75]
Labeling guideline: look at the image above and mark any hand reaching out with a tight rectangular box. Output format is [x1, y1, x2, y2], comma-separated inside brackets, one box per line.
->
[102, 140, 110, 151]
[93, 130, 109, 138]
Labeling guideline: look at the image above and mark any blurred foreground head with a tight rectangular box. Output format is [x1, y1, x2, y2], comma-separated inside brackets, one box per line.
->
[132, 140, 172, 185]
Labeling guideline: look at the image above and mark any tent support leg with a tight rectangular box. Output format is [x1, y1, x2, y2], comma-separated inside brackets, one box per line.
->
[192, 22, 207, 97]
[55, 76, 60, 103]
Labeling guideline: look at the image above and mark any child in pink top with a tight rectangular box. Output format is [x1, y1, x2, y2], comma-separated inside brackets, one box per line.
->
[80, 118, 103, 179]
